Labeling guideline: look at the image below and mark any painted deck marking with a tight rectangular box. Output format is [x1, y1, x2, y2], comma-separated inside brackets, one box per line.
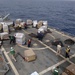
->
[23, 29, 74, 63]
[32, 47, 48, 50]
[39, 54, 75, 75]
[18, 44, 48, 50]
[2, 47, 19, 75]
[39, 60, 66, 75]
[23, 29, 75, 75]
[37, 40, 74, 64]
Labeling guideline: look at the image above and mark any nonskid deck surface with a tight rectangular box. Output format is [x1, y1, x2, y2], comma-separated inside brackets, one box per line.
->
[2, 26, 75, 75]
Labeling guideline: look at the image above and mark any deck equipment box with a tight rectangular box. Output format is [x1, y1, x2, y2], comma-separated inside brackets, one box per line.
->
[40, 26, 47, 32]
[24, 49, 36, 62]
[33, 20, 37, 27]
[15, 19, 22, 24]
[0, 32, 9, 40]
[27, 19, 33, 25]
[15, 33, 25, 45]
[38, 28, 44, 33]
[65, 64, 75, 75]
[37, 21, 43, 29]
[3, 24, 9, 33]
[20, 22, 25, 28]
[43, 21, 48, 26]
[0, 23, 3, 31]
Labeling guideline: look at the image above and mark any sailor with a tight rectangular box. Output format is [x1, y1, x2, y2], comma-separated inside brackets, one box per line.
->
[24, 22, 27, 29]
[10, 47, 16, 62]
[27, 39, 32, 47]
[65, 46, 70, 58]
[37, 32, 44, 41]
[56, 43, 61, 55]
[52, 66, 60, 75]
[9, 35, 16, 44]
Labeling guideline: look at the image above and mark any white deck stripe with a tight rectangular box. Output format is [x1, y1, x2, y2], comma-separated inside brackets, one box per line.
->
[18, 44, 48, 50]
[2, 47, 19, 75]
[39, 60, 66, 75]
[32, 47, 48, 50]
[39, 54, 75, 75]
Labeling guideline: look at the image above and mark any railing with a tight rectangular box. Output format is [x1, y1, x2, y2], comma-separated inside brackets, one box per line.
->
[48, 26, 75, 39]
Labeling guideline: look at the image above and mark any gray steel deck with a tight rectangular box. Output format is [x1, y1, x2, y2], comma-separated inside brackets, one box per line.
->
[1, 26, 75, 75]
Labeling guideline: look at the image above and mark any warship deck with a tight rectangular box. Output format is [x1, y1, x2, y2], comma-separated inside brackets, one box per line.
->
[1, 26, 75, 75]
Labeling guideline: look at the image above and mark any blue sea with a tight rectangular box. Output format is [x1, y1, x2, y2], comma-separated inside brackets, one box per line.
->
[0, 0, 75, 36]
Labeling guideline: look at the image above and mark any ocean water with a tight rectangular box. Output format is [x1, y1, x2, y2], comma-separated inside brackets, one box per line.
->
[0, 0, 75, 36]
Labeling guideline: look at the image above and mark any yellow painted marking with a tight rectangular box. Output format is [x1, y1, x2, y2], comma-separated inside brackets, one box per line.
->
[2, 47, 19, 75]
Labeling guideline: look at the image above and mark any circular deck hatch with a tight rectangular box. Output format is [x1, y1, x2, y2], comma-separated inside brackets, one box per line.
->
[64, 39, 75, 45]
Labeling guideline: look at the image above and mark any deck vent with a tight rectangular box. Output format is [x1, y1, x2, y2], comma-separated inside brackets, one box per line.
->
[64, 39, 75, 45]
[51, 39, 64, 47]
